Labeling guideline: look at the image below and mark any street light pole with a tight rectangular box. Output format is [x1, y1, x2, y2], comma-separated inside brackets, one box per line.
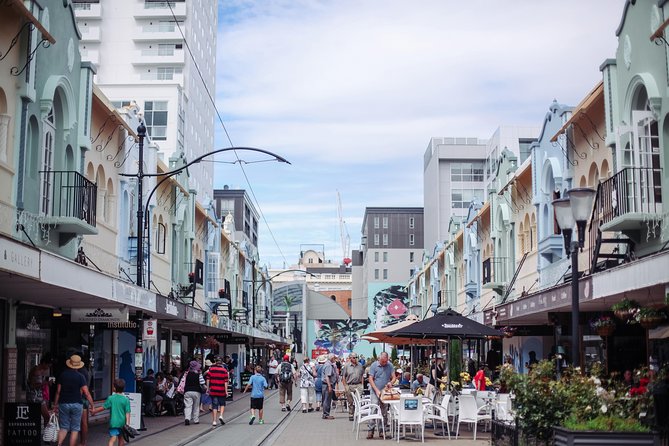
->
[121, 146, 290, 289]
[135, 123, 146, 287]
[553, 187, 596, 369]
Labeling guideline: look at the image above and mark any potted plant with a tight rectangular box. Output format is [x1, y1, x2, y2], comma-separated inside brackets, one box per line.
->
[218, 288, 225, 299]
[634, 307, 666, 330]
[611, 298, 640, 322]
[590, 315, 616, 337]
[506, 361, 661, 446]
[188, 272, 195, 283]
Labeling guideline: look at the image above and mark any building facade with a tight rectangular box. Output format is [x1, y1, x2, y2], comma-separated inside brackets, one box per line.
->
[73, 0, 217, 203]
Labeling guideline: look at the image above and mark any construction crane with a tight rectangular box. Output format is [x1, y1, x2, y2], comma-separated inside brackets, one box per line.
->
[337, 190, 351, 266]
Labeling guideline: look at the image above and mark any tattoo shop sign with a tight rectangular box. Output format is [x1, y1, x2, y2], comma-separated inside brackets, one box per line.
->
[71, 307, 129, 323]
[3, 403, 41, 446]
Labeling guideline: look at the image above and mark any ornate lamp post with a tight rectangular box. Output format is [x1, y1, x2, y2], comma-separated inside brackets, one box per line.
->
[552, 187, 596, 368]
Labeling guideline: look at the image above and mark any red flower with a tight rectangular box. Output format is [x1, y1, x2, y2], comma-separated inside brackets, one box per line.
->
[639, 377, 649, 387]
[629, 386, 647, 396]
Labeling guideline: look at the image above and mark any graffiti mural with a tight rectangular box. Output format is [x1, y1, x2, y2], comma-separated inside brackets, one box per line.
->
[311, 319, 369, 357]
[369, 284, 410, 329]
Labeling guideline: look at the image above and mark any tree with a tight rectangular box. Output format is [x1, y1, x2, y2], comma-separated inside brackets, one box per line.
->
[372, 347, 378, 360]
[391, 346, 398, 362]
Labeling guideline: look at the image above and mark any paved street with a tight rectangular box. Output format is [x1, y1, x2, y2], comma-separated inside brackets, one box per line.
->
[83, 388, 491, 446]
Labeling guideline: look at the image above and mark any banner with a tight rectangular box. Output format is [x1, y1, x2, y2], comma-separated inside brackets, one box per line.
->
[142, 319, 157, 341]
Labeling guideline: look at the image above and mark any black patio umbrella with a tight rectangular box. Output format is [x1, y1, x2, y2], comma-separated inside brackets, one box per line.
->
[387, 308, 502, 339]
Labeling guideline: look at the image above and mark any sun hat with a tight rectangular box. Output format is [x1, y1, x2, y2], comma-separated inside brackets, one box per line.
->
[66, 354, 85, 369]
[205, 359, 213, 367]
[317, 355, 327, 363]
[189, 360, 201, 372]
[283, 354, 289, 361]
[396, 368, 403, 374]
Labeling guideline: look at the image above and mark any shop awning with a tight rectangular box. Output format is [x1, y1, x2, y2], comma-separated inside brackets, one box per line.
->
[10, 0, 56, 44]
[550, 82, 603, 142]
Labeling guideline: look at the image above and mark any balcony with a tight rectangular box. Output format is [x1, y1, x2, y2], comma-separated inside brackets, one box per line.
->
[133, 23, 184, 42]
[39, 171, 98, 245]
[72, 2, 102, 19]
[135, 1, 186, 19]
[538, 233, 563, 262]
[79, 26, 101, 42]
[132, 48, 185, 66]
[79, 48, 100, 65]
[482, 256, 509, 294]
[598, 167, 663, 234]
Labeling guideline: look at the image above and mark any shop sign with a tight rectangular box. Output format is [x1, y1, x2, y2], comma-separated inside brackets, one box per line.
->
[112, 280, 156, 312]
[156, 296, 184, 319]
[123, 393, 142, 430]
[0, 237, 39, 279]
[106, 321, 138, 329]
[186, 306, 205, 324]
[224, 336, 247, 344]
[142, 319, 158, 341]
[3, 402, 41, 446]
[311, 347, 328, 359]
[71, 307, 129, 323]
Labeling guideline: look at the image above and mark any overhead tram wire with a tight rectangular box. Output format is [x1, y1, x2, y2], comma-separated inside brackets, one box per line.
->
[167, 2, 288, 265]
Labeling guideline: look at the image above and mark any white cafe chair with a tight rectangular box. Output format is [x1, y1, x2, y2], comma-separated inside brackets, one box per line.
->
[395, 395, 424, 443]
[424, 393, 451, 439]
[455, 394, 491, 441]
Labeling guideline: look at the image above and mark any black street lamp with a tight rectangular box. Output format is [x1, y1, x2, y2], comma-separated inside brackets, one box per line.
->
[121, 125, 290, 289]
[552, 187, 596, 369]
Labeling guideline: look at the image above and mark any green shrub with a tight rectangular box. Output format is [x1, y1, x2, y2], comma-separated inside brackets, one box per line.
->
[562, 415, 650, 432]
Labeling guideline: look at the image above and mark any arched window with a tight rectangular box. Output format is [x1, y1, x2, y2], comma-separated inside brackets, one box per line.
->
[518, 221, 525, 253]
[530, 213, 536, 251]
[40, 108, 55, 215]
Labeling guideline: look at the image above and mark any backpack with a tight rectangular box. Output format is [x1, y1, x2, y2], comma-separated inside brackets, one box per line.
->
[279, 362, 293, 383]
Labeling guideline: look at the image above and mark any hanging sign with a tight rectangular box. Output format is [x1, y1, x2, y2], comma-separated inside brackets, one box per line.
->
[71, 308, 129, 323]
[142, 319, 157, 341]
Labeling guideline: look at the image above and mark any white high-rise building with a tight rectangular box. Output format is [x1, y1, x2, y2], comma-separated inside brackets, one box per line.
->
[73, 0, 217, 202]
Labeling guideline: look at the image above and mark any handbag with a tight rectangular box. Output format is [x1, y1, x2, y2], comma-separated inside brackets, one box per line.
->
[43, 413, 59, 443]
[176, 373, 187, 394]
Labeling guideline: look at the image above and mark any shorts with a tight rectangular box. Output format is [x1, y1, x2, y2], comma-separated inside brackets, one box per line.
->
[315, 391, 322, 402]
[59, 402, 83, 432]
[211, 395, 226, 409]
[250, 397, 264, 410]
[109, 428, 122, 437]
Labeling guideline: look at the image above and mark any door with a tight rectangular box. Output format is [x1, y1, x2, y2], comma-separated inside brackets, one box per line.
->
[633, 110, 662, 213]
[40, 108, 55, 216]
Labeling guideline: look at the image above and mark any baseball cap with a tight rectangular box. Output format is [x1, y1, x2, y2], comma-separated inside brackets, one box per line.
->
[283, 354, 289, 361]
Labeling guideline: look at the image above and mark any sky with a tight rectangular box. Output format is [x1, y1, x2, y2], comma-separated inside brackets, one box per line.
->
[213, 0, 625, 269]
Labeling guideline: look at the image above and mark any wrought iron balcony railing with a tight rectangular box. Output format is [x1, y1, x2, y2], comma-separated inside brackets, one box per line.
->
[40, 170, 97, 227]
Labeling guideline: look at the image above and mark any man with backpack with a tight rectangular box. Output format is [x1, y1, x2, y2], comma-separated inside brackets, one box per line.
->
[278, 354, 296, 411]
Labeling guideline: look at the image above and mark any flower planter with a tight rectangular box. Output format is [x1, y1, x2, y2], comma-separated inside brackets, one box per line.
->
[639, 316, 663, 330]
[614, 309, 634, 322]
[553, 426, 659, 446]
[596, 325, 615, 337]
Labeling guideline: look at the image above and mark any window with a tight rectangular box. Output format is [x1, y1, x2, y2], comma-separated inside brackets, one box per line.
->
[383, 269, 388, 280]
[144, 101, 168, 140]
[111, 100, 132, 109]
[374, 234, 379, 246]
[409, 217, 414, 229]
[383, 252, 388, 262]
[451, 188, 484, 208]
[451, 162, 485, 182]
[308, 258, 313, 264]
[347, 298, 352, 310]
[374, 252, 379, 262]
[374, 217, 379, 229]
[382, 217, 388, 229]
[409, 234, 415, 246]
[374, 269, 379, 280]
[158, 44, 175, 55]
[409, 252, 414, 262]
[382, 234, 388, 246]
[519, 139, 534, 164]
[40, 108, 55, 215]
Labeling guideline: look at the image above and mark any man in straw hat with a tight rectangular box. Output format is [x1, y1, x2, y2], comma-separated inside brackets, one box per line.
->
[53, 354, 95, 446]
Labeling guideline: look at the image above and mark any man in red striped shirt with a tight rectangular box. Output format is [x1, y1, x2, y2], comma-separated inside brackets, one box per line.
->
[206, 356, 229, 428]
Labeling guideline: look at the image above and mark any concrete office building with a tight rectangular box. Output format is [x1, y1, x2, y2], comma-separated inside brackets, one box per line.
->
[351, 207, 423, 324]
[213, 187, 259, 256]
[423, 137, 487, 254]
[73, 0, 217, 202]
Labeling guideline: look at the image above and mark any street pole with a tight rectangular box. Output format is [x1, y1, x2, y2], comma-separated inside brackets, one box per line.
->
[301, 277, 307, 359]
[135, 123, 146, 287]
[570, 240, 580, 368]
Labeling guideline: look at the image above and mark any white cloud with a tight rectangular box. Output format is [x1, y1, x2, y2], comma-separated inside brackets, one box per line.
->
[215, 0, 625, 267]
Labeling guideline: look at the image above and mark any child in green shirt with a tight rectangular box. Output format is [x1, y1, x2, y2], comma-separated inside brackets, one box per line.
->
[92, 378, 131, 446]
